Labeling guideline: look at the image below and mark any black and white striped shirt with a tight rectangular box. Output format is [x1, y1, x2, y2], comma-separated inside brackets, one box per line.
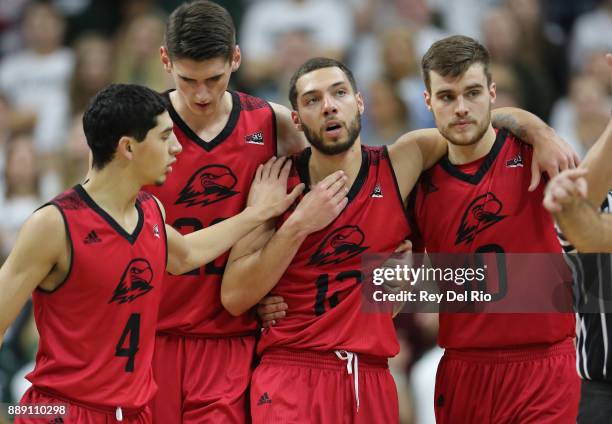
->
[558, 191, 612, 382]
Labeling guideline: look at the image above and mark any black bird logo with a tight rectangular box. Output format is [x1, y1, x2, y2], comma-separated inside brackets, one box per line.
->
[109, 259, 154, 304]
[309, 226, 369, 266]
[455, 192, 506, 245]
[175, 164, 239, 207]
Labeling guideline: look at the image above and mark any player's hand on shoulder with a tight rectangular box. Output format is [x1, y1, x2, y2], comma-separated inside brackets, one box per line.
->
[289, 170, 349, 235]
[248, 156, 305, 220]
[543, 168, 588, 213]
[529, 127, 580, 192]
[257, 295, 288, 328]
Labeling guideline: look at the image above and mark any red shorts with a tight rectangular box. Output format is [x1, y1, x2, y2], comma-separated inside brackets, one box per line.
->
[434, 338, 580, 424]
[250, 348, 398, 424]
[15, 386, 151, 423]
[150, 332, 256, 423]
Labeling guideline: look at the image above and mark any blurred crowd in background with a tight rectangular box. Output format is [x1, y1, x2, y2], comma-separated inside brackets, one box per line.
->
[0, 0, 610, 422]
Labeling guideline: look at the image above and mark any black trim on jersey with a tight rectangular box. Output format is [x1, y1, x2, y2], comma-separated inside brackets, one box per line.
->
[34, 203, 74, 294]
[384, 146, 413, 230]
[164, 89, 241, 152]
[74, 185, 144, 245]
[151, 196, 169, 269]
[295, 146, 369, 205]
[439, 129, 508, 185]
[269, 103, 278, 157]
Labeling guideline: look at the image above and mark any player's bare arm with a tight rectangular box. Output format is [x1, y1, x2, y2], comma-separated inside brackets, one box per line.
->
[544, 169, 612, 251]
[221, 171, 348, 316]
[579, 118, 612, 207]
[163, 157, 304, 275]
[0, 206, 68, 346]
[271, 102, 308, 156]
[489, 107, 580, 190]
[387, 107, 579, 201]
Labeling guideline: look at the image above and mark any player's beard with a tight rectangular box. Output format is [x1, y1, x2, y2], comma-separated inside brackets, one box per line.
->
[302, 111, 361, 155]
[436, 106, 491, 147]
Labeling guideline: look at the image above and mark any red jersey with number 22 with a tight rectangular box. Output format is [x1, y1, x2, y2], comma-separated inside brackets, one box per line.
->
[145, 91, 276, 337]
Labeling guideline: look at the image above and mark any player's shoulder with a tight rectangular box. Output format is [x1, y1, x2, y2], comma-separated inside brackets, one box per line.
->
[21, 203, 66, 247]
[235, 91, 272, 112]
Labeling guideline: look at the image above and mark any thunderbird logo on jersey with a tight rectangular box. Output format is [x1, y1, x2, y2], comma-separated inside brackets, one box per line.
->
[456, 192, 507, 245]
[109, 258, 154, 304]
[505, 154, 524, 168]
[175, 164, 239, 207]
[245, 131, 264, 145]
[309, 225, 369, 266]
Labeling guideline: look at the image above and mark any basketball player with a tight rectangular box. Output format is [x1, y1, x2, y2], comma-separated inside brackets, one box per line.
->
[406, 36, 579, 423]
[146, 1, 576, 422]
[220, 50, 579, 421]
[0, 84, 312, 423]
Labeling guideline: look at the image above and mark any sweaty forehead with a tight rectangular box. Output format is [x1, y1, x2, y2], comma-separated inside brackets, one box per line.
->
[297, 67, 351, 96]
[430, 63, 488, 93]
[172, 56, 230, 80]
[155, 111, 173, 130]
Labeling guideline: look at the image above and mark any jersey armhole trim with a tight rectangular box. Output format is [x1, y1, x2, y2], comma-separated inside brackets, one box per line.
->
[35, 203, 74, 294]
[268, 101, 278, 157]
[384, 145, 412, 229]
[151, 197, 169, 269]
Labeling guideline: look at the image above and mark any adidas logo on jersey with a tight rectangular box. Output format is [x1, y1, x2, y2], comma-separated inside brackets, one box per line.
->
[245, 131, 264, 145]
[505, 154, 523, 168]
[84, 230, 102, 244]
[153, 224, 160, 238]
[371, 184, 383, 198]
[257, 392, 272, 406]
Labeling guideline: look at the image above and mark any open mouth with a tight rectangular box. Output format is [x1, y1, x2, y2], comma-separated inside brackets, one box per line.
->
[324, 121, 343, 136]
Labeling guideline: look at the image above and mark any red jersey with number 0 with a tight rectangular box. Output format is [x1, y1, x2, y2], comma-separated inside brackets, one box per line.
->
[257, 146, 410, 357]
[145, 91, 276, 337]
[27, 186, 167, 409]
[409, 129, 575, 349]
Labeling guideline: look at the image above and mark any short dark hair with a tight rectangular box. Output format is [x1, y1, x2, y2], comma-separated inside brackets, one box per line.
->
[83, 84, 167, 169]
[421, 35, 491, 93]
[165, 0, 235, 62]
[289, 57, 358, 110]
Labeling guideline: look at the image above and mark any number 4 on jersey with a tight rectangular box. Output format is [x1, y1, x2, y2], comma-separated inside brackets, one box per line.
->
[115, 313, 140, 372]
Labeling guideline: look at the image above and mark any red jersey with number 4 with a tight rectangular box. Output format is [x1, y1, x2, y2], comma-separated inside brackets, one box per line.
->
[145, 90, 276, 337]
[409, 129, 575, 349]
[27, 186, 167, 409]
[257, 146, 410, 357]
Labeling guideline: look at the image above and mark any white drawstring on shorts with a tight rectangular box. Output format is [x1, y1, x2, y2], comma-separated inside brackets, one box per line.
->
[116, 406, 123, 421]
[335, 350, 360, 411]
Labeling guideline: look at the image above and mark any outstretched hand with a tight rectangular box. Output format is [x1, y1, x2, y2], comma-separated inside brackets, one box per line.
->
[543, 168, 589, 213]
[248, 157, 305, 219]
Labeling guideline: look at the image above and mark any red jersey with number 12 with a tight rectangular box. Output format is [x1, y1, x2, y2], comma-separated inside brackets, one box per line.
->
[145, 90, 276, 337]
[258, 146, 410, 357]
[27, 186, 167, 409]
[409, 129, 575, 349]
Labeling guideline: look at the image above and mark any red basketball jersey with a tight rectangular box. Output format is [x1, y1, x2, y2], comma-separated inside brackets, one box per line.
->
[27, 186, 167, 409]
[257, 146, 410, 357]
[409, 129, 575, 349]
[145, 91, 276, 337]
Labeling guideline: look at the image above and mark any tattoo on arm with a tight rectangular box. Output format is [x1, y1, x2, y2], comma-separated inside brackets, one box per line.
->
[492, 114, 527, 140]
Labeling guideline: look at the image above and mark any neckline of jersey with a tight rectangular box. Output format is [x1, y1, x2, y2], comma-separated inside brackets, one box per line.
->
[74, 184, 145, 245]
[438, 128, 508, 185]
[295, 146, 370, 206]
[163, 89, 242, 152]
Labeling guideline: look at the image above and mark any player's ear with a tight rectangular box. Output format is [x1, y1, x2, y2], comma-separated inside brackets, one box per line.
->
[231, 45, 241, 72]
[291, 111, 302, 131]
[423, 90, 432, 111]
[489, 82, 496, 105]
[356, 92, 365, 115]
[118, 136, 134, 160]
[160, 47, 172, 73]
